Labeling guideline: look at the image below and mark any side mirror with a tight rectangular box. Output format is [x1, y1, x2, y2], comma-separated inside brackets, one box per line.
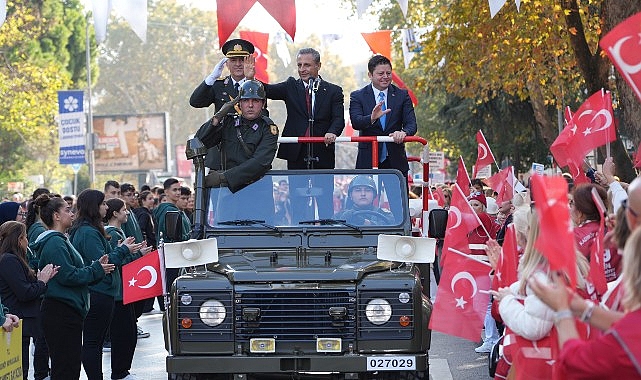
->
[164, 211, 183, 242]
[428, 209, 448, 239]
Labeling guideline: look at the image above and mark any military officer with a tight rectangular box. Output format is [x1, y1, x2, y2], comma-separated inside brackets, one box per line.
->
[195, 80, 278, 193]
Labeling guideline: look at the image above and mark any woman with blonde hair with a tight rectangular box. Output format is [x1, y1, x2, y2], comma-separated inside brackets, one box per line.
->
[531, 226, 641, 379]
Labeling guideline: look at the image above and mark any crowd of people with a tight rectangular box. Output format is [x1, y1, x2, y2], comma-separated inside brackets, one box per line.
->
[423, 155, 641, 379]
[0, 178, 200, 380]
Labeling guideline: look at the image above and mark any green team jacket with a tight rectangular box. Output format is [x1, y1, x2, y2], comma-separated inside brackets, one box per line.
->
[69, 222, 132, 298]
[153, 202, 191, 243]
[31, 230, 105, 317]
[105, 226, 141, 302]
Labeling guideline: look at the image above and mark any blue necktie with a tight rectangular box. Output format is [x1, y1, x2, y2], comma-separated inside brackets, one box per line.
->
[378, 92, 387, 162]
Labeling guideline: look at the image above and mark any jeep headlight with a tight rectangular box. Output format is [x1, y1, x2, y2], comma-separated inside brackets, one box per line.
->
[199, 299, 226, 327]
[365, 298, 392, 325]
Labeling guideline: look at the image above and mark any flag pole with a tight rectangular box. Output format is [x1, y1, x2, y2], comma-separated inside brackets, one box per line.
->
[159, 233, 173, 356]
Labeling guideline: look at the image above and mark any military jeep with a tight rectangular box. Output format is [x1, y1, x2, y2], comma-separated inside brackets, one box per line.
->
[164, 141, 434, 380]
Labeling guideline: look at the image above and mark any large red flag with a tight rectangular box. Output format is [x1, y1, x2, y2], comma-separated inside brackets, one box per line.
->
[600, 11, 641, 103]
[361, 31, 418, 105]
[550, 106, 575, 167]
[473, 130, 496, 178]
[122, 250, 164, 305]
[239, 30, 269, 83]
[486, 166, 514, 204]
[496, 224, 519, 289]
[456, 156, 471, 196]
[216, 0, 296, 48]
[550, 90, 615, 168]
[441, 184, 482, 264]
[530, 175, 576, 288]
[429, 250, 491, 341]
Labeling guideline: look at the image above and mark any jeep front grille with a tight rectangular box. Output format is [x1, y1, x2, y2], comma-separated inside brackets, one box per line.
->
[234, 287, 357, 342]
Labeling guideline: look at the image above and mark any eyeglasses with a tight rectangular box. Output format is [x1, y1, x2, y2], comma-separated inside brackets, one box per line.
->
[623, 199, 638, 217]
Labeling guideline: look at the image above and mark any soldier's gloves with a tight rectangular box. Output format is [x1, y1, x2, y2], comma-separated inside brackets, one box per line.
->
[204, 171, 227, 187]
[213, 96, 239, 121]
[204, 57, 228, 85]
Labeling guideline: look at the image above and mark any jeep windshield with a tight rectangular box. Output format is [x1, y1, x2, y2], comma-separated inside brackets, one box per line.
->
[205, 169, 407, 229]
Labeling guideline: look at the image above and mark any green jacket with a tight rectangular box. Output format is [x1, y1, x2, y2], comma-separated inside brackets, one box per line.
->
[153, 202, 191, 243]
[27, 221, 47, 270]
[122, 211, 144, 243]
[31, 230, 105, 317]
[105, 226, 141, 302]
[69, 222, 131, 298]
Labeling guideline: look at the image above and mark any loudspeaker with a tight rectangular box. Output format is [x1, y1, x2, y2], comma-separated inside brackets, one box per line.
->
[377, 234, 436, 263]
[163, 238, 219, 268]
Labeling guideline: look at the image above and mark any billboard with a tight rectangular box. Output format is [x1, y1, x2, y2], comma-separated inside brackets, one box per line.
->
[93, 113, 169, 172]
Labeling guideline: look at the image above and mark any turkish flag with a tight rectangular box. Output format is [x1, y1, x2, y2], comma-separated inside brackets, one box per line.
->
[122, 250, 164, 305]
[441, 184, 482, 263]
[496, 224, 519, 289]
[567, 160, 591, 186]
[473, 130, 496, 178]
[361, 31, 418, 105]
[550, 107, 575, 167]
[589, 188, 608, 296]
[600, 11, 641, 103]
[240, 30, 269, 83]
[216, 0, 296, 48]
[551, 90, 616, 167]
[429, 250, 491, 341]
[530, 175, 577, 288]
[486, 166, 514, 204]
[456, 156, 471, 196]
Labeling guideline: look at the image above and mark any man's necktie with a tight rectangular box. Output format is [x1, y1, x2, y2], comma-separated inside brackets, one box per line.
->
[234, 82, 240, 94]
[378, 92, 387, 162]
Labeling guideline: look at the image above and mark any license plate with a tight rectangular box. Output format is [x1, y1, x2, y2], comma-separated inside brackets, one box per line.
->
[366, 356, 416, 371]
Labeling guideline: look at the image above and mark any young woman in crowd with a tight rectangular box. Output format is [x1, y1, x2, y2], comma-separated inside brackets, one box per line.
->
[30, 194, 114, 380]
[0, 221, 57, 379]
[105, 198, 142, 380]
[69, 190, 141, 380]
[133, 190, 157, 249]
[531, 225, 641, 379]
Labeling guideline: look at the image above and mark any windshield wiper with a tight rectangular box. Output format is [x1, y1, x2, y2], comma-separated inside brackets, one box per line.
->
[218, 219, 281, 233]
[299, 219, 362, 233]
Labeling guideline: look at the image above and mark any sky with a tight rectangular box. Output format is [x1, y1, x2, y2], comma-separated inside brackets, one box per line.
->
[177, 0, 379, 65]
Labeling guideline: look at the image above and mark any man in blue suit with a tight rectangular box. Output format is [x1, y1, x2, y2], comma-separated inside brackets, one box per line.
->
[349, 55, 417, 221]
[349, 54, 417, 176]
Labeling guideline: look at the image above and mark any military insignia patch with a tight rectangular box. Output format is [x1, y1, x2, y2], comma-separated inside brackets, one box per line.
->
[270, 125, 278, 135]
[224, 78, 229, 85]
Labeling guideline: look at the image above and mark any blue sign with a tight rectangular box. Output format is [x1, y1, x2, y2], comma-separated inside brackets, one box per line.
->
[57, 90, 86, 164]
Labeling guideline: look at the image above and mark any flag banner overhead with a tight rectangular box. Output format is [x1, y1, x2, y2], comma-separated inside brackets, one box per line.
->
[600, 11, 641, 103]
[240, 30, 269, 83]
[0, 0, 6, 27]
[57, 90, 86, 165]
[530, 175, 577, 288]
[122, 250, 164, 305]
[217, 0, 296, 48]
[92, 0, 147, 43]
[429, 250, 491, 341]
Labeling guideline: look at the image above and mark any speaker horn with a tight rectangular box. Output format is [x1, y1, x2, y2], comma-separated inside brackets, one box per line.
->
[163, 238, 219, 268]
[377, 234, 436, 264]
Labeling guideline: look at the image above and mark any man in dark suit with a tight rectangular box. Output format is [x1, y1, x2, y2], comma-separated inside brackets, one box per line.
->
[349, 54, 417, 176]
[245, 48, 344, 222]
[246, 48, 345, 169]
[189, 38, 256, 169]
[349, 55, 417, 220]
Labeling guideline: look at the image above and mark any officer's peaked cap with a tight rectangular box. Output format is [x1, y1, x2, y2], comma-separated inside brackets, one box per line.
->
[222, 38, 255, 57]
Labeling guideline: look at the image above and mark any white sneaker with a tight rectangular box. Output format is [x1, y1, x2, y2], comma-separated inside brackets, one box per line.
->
[118, 375, 139, 380]
[475, 341, 494, 353]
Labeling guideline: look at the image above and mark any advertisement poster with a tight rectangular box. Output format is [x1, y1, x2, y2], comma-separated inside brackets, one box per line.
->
[93, 113, 169, 172]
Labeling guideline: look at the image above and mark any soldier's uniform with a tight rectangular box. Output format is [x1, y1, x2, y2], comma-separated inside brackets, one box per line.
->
[195, 113, 278, 193]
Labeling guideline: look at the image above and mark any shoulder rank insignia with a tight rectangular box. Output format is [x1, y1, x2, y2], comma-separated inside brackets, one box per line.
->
[270, 124, 279, 135]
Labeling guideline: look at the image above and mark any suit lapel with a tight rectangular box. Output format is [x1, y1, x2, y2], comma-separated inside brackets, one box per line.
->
[383, 85, 398, 131]
[296, 79, 308, 116]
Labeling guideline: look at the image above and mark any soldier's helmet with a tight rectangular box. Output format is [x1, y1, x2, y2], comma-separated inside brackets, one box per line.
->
[348, 175, 377, 195]
[239, 80, 266, 100]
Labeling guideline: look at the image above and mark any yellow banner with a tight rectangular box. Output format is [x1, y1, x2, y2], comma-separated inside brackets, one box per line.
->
[0, 322, 22, 380]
